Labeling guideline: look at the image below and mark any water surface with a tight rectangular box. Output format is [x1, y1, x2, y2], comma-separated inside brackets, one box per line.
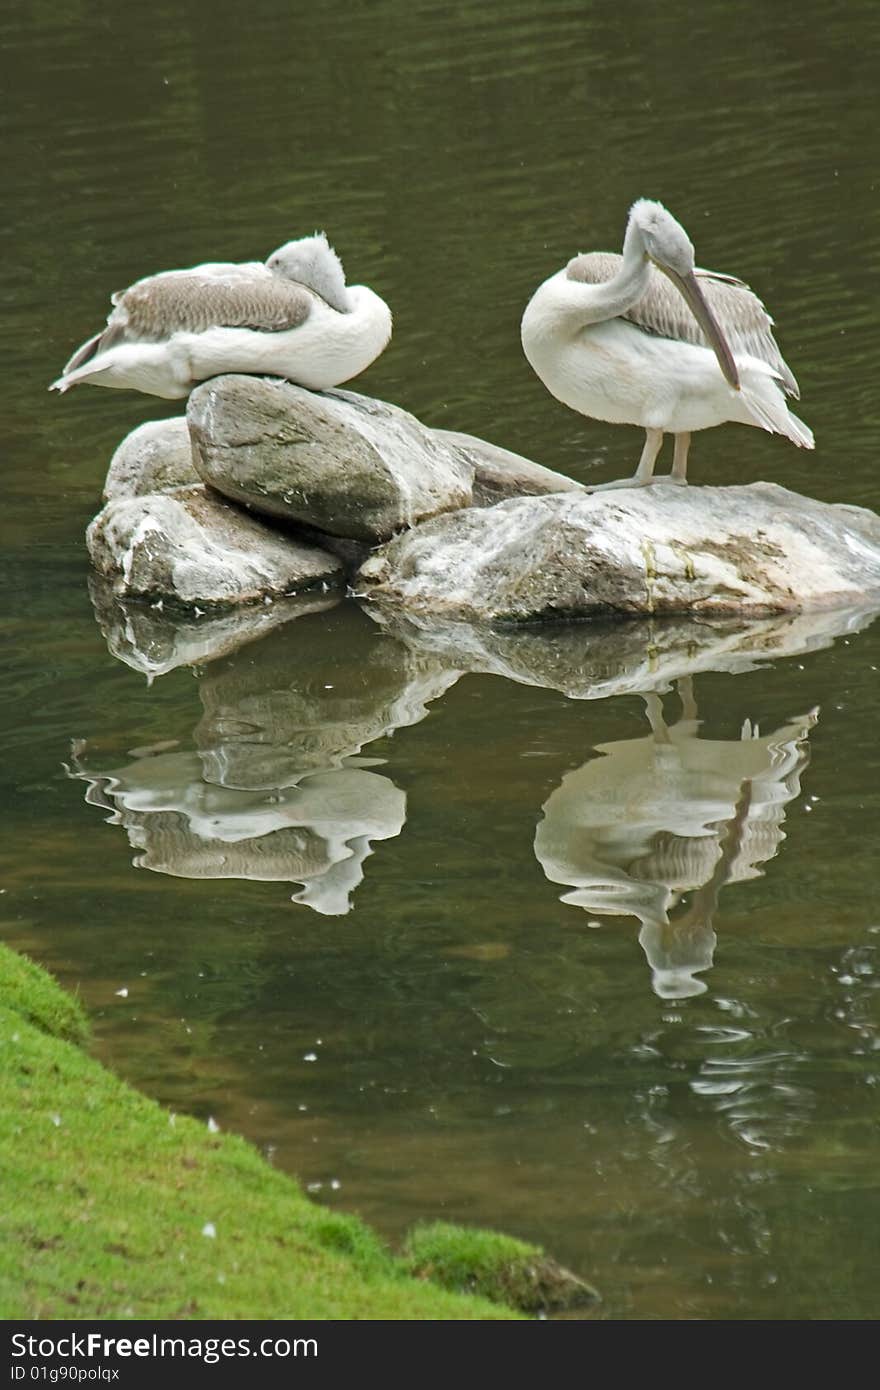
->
[2, 0, 880, 1320]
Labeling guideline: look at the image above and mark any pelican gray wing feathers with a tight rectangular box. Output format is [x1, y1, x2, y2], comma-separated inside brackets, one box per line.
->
[63, 267, 315, 376]
[566, 252, 800, 397]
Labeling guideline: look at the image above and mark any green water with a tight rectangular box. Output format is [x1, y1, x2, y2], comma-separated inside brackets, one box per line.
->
[3, 0, 880, 1319]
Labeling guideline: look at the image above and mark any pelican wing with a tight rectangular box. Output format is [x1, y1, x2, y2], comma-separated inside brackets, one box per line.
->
[65, 267, 315, 373]
[566, 252, 800, 397]
[61, 329, 107, 376]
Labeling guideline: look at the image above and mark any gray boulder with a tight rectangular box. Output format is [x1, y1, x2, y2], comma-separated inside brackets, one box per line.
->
[357, 483, 880, 623]
[87, 484, 342, 609]
[103, 417, 198, 502]
[432, 429, 584, 506]
[187, 375, 474, 542]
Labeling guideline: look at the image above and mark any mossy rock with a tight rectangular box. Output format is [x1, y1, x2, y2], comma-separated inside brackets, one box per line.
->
[402, 1221, 600, 1313]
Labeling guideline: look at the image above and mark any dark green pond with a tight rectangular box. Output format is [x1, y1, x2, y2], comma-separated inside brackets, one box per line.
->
[3, 0, 880, 1320]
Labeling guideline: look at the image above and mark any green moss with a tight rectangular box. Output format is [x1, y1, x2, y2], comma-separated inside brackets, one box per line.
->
[402, 1221, 600, 1313]
[0, 946, 522, 1320]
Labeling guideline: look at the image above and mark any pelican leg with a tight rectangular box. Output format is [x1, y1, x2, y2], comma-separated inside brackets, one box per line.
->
[634, 428, 664, 484]
[677, 675, 698, 723]
[584, 428, 664, 493]
[643, 691, 672, 743]
[670, 432, 691, 484]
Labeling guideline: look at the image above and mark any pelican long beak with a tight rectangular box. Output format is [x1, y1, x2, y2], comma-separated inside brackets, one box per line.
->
[656, 263, 741, 391]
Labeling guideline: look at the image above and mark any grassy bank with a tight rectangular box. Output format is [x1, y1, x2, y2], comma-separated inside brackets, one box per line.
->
[0, 941, 525, 1320]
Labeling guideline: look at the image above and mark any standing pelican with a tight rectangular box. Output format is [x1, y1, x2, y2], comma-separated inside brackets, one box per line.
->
[51, 233, 392, 400]
[520, 200, 813, 485]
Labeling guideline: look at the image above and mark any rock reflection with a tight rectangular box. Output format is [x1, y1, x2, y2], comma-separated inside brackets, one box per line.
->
[88, 573, 339, 679]
[73, 605, 459, 913]
[368, 603, 876, 701]
[192, 609, 459, 788]
[535, 678, 817, 998]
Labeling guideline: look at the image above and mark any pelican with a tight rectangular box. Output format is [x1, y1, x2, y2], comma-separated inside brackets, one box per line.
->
[51, 233, 392, 400]
[520, 199, 813, 485]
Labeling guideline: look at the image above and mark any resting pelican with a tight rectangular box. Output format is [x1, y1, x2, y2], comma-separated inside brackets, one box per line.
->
[51, 233, 392, 400]
[520, 200, 813, 485]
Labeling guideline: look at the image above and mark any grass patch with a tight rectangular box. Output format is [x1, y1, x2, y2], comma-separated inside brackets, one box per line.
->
[0, 944, 89, 1045]
[0, 942, 520, 1320]
[403, 1222, 600, 1314]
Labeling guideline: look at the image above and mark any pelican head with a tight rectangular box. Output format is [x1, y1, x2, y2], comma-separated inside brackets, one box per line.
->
[628, 199, 695, 277]
[627, 199, 740, 390]
[265, 232, 351, 313]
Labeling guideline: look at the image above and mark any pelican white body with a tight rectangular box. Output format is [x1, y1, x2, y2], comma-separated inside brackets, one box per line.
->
[520, 201, 813, 482]
[51, 233, 393, 400]
[55, 285, 392, 399]
[522, 269, 802, 437]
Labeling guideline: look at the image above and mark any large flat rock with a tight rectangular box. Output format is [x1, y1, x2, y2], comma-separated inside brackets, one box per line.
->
[357, 483, 880, 622]
[187, 376, 474, 542]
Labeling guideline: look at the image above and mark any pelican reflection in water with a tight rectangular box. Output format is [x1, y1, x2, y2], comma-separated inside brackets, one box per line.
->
[521, 200, 813, 485]
[51, 233, 392, 399]
[72, 751, 406, 917]
[534, 679, 818, 998]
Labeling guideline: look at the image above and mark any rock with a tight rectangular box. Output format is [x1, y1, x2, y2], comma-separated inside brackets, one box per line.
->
[432, 428, 584, 506]
[281, 521, 372, 577]
[188, 375, 474, 543]
[401, 1222, 599, 1313]
[87, 574, 339, 678]
[357, 483, 880, 623]
[103, 417, 198, 502]
[86, 484, 343, 609]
